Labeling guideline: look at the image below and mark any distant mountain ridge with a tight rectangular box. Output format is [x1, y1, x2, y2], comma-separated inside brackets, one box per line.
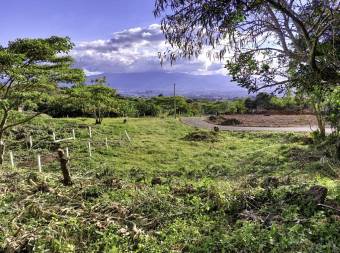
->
[88, 71, 249, 99]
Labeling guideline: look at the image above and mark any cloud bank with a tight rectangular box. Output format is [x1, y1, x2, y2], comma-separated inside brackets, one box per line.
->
[72, 24, 226, 76]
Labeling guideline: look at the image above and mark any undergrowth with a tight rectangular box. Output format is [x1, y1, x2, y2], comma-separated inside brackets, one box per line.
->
[0, 117, 339, 252]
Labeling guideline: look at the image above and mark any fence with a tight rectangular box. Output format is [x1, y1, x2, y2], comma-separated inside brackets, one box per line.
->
[2, 125, 132, 172]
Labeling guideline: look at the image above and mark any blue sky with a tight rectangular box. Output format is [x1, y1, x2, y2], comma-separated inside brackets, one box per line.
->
[0, 0, 157, 45]
[0, 0, 228, 81]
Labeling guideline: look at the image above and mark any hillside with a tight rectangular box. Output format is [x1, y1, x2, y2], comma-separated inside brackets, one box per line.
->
[88, 72, 249, 98]
[0, 117, 339, 252]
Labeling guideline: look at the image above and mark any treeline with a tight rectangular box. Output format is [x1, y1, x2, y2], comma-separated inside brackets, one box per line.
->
[36, 85, 309, 119]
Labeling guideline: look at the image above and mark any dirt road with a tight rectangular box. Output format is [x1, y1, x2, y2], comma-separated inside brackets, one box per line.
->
[181, 117, 333, 133]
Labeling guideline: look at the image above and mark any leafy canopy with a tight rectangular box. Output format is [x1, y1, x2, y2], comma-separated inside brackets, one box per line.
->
[0, 36, 85, 132]
[68, 77, 118, 123]
[154, 0, 339, 93]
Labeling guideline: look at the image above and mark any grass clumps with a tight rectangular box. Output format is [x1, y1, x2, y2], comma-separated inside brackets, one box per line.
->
[0, 117, 339, 252]
[183, 130, 219, 142]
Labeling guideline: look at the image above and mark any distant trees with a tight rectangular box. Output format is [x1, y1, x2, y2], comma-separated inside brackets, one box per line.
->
[41, 91, 308, 118]
[135, 100, 161, 117]
[154, 0, 339, 135]
[244, 92, 302, 112]
[0, 36, 84, 164]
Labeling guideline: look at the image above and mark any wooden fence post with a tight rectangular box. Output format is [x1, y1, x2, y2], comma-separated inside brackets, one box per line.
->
[57, 149, 72, 186]
[88, 126, 92, 139]
[72, 129, 76, 140]
[65, 147, 69, 158]
[9, 151, 14, 168]
[105, 138, 109, 150]
[125, 130, 131, 143]
[37, 154, 42, 173]
[88, 142, 92, 157]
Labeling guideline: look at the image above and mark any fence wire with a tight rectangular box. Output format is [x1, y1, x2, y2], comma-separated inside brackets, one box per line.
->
[2, 126, 132, 169]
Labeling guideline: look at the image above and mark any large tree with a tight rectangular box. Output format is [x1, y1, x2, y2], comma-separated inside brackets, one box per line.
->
[0, 36, 84, 164]
[154, 0, 339, 134]
[68, 77, 118, 124]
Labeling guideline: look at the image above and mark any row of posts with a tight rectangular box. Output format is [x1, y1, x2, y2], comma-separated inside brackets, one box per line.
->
[7, 127, 131, 169]
[27, 127, 130, 147]
[9, 142, 94, 170]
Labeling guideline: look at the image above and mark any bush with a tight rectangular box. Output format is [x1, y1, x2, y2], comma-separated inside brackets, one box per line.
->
[183, 130, 219, 142]
[220, 118, 241, 126]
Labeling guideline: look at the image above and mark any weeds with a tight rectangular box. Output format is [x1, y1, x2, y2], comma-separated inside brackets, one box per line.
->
[0, 117, 339, 252]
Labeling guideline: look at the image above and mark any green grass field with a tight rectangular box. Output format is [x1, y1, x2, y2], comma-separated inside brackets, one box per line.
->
[0, 117, 339, 252]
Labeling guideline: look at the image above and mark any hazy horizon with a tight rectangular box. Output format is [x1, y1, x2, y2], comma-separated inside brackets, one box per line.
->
[0, 0, 250, 97]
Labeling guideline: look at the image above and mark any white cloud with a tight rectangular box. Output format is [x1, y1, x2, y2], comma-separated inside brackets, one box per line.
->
[72, 24, 226, 76]
[83, 69, 103, 76]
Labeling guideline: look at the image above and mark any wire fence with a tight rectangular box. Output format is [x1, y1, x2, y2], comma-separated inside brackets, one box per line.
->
[2, 125, 132, 171]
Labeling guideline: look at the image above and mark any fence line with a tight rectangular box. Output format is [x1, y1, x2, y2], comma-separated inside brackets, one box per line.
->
[2, 125, 133, 170]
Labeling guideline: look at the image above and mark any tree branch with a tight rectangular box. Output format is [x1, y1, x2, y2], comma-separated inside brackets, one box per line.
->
[3, 111, 45, 131]
[267, 0, 311, 46]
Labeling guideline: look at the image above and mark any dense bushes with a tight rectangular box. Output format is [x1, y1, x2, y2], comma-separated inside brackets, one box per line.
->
[245, 92, 305, 112]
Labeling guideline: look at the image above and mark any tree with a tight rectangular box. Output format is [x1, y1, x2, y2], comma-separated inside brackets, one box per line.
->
[255, 93, 274, 110]
[325, 87, 340, 159]
[0, 36, 84, 164]
[325, 87, 340, 134]
[154, 0, 339, 134]
[69, 77, 117, 124]
[245, 98, 256, 113]
[136, 100, 161, 117]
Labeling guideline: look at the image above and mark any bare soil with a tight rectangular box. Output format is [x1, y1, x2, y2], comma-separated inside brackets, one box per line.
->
[209, 114, 320, 127]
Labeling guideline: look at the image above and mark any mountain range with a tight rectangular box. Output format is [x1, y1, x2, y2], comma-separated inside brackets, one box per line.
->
[88, 72, 250, 99]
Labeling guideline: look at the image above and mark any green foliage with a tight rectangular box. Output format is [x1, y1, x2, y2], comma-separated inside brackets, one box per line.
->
[40, 91, 309, 119]
[154, 0, 339, 93]
[0, 117, 338, 252]
[135, 100, 161, 117]
[67, 77, 118, 124]
[0, 36, 84, 137]
[325, 87, 340, 133]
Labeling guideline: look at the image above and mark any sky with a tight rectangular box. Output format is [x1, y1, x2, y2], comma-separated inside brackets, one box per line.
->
[0, 0, 157, 44]
[0, 0, 233, 94]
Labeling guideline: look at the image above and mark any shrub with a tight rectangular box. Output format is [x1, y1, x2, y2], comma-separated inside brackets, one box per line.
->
[220, 118, 241, 126]
[183, 130, 219, 142]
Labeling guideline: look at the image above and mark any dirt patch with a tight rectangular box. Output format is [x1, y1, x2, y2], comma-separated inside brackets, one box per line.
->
[208, 114, 320, 127]
[18, 153, 57, 168]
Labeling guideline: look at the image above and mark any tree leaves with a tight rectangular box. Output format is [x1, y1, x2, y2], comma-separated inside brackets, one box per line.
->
[0, 36, 85, 136]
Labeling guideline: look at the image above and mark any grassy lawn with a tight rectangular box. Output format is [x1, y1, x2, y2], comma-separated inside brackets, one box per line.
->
[0, 117, 339, 252]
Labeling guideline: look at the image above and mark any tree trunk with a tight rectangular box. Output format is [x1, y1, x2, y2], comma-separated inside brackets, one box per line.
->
[313, 102, 326, 138]
[95, 110, 102, 124]
[316, 113, 326, 138]
[57, 149, 72, 186]
[0, 108, 9, 165]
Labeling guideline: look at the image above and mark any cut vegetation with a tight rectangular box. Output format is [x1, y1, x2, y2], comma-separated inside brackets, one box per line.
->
[0, 117, 339, 252]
